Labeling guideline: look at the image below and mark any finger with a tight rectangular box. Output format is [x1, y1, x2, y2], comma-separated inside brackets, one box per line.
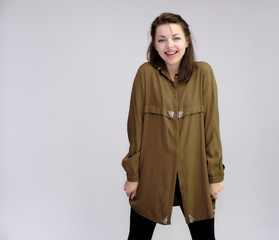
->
[211, 193, 218, 199]
[130, 191, 136, 200]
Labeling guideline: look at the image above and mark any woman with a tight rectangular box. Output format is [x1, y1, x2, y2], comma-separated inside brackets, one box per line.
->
[122, 12, 225, 240]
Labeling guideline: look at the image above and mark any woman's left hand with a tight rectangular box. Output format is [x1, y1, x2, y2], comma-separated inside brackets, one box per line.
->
[209, 182, 224, 199]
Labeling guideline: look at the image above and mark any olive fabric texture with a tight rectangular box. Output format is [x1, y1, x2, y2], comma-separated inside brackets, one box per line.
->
[122, 61, 225, 225]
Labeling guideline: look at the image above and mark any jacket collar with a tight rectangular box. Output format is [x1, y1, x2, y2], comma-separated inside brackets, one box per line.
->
[157, 67, 174, 83]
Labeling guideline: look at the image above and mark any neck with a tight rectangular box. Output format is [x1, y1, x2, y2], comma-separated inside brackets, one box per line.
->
[166, 64, 179, 82]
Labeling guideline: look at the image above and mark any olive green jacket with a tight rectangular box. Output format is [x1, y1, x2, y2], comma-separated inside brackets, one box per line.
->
[122, 61, 225, 225]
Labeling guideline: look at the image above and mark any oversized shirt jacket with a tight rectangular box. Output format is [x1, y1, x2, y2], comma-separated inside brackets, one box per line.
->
[122, 61, 225, 225]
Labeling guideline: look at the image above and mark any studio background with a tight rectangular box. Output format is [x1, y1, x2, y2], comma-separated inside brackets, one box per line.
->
[0, 0, 278, 239]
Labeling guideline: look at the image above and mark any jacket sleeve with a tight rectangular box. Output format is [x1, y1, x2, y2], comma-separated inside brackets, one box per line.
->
[202, 63, 225, 183]
[122, 68, 145, 182]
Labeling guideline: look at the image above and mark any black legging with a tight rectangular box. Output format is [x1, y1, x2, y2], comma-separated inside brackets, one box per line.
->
[127, 176, 215, 240]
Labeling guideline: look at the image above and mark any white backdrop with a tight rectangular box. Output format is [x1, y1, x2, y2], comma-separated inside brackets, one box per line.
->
[1, 0, 279, 239]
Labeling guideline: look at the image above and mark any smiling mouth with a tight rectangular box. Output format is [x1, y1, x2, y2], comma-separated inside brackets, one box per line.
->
[165, 51, 178, 56]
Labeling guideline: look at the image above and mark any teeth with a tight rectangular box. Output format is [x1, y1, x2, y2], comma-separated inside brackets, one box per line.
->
[166, 51, 177, 55]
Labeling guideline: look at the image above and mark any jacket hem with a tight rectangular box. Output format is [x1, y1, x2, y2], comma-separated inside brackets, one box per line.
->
[130, 206, 172, 225]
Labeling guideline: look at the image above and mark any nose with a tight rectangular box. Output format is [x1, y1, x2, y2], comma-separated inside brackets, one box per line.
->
[166, 39, 174, 48]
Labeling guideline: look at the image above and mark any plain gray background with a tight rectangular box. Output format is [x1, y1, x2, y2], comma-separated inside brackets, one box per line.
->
[1, 0, 279, 239]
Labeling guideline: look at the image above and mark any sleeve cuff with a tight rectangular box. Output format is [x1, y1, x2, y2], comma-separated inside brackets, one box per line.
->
[209, 175, 224, 183]
[127, 174, 139, 182]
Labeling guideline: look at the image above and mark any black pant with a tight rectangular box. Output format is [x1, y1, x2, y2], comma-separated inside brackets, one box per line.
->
[127, 176, 215, 240]
[128, 208, 215, 240]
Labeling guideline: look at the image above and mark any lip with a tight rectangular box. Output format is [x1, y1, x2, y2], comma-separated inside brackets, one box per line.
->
[165, 51, 178, 58]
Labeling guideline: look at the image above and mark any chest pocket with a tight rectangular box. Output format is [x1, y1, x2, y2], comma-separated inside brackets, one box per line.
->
[179, 105, 204, 119]
[144, 105, 174, 119]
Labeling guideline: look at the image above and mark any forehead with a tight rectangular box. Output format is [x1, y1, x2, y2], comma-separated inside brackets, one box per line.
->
[155, 23, 184, 37]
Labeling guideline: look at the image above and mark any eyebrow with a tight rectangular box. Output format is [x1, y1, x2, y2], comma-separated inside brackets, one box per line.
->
[157, 33, 182, 38]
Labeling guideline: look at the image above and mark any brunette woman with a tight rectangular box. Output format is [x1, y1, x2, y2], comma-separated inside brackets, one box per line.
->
[122, 12, 225, 240]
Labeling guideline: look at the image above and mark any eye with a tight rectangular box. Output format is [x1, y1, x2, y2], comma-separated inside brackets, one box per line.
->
[158, 39, 165, 42]
[174, 37, 181, 40]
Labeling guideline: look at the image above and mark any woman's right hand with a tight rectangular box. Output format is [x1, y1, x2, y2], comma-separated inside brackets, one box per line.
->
[124, 181, 138, 200]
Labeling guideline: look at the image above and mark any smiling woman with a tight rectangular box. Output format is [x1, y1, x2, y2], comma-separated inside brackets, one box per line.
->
[122, 12, 225, 240]
[147, 12, 196, 84]
[154, 24, 188, 80]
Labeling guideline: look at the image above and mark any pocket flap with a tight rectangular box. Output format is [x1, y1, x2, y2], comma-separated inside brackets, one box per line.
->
[144, 105, 174, 119]
[184, 105, 204, 116]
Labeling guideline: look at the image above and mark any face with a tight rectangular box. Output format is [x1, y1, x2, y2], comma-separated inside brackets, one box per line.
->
[154, 23, 189, 71]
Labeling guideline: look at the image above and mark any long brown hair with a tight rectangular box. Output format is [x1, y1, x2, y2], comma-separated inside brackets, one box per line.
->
[147, 12, 196, 82]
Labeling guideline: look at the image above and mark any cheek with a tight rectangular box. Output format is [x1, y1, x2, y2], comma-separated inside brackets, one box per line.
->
[179, 46, 187, 56]
[155, 45, 164, 54]
[154, 43, 157, 51]
[154, 43, 159, 49]
[154, 42, 161, 49]
[179, 43, 188, 52]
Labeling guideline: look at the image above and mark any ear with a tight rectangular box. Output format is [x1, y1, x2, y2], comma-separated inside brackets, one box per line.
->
[185, 39, 189, 48]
